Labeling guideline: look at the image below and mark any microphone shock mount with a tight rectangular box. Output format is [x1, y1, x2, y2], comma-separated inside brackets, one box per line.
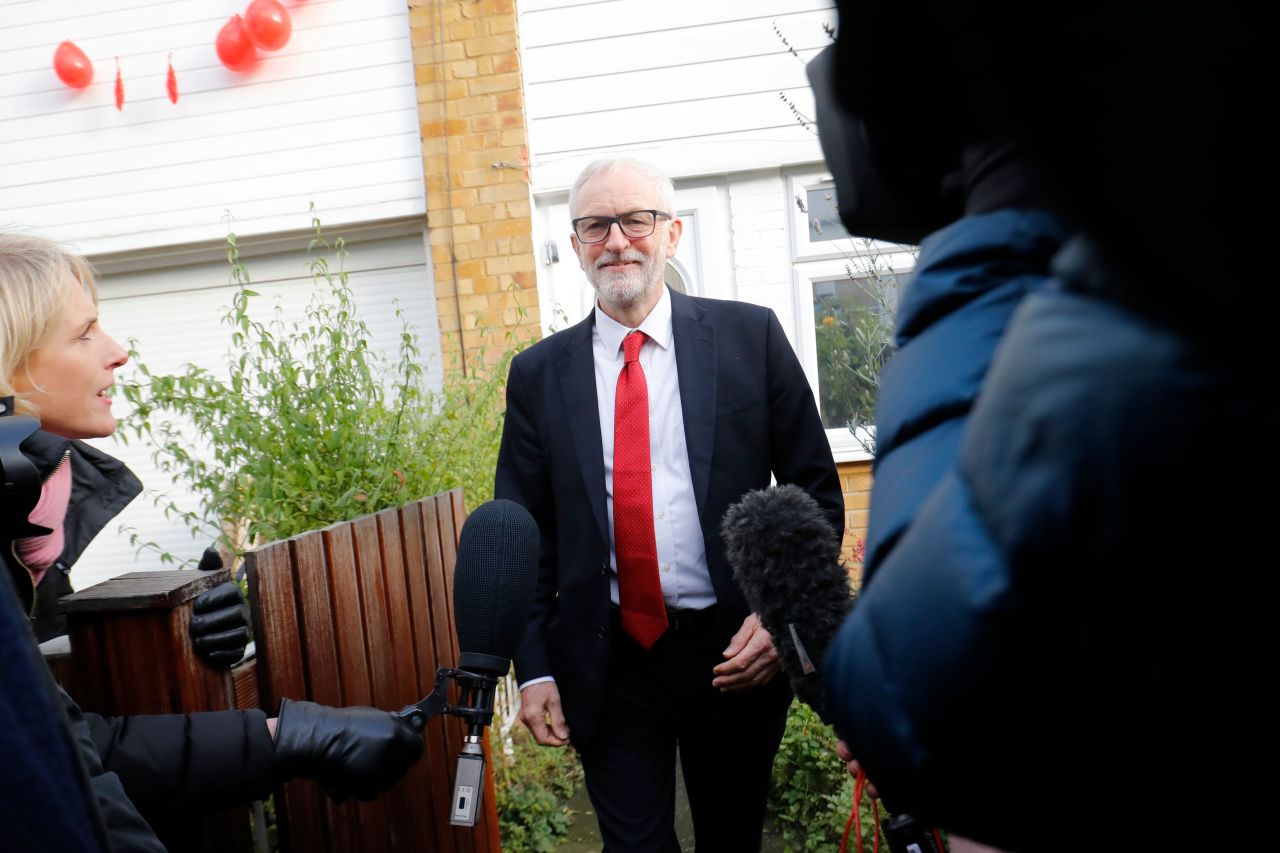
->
[392, 666, 500, 827]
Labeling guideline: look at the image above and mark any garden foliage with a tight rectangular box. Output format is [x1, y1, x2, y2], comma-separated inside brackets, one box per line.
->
[768, 700, 886, 852]
[491, 726, 584, 853]
[116, 220, 525, 562]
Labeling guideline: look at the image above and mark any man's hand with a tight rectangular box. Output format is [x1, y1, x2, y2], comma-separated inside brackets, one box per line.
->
[519, 681, 570, 746]
[836, 740, 879, 798]
[712, 612, 780, 692]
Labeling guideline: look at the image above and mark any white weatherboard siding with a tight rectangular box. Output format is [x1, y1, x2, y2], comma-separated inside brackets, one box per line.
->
[0, 0, 425, 255]
[520, 0, 835, 192]
[75, 228, 442, 590]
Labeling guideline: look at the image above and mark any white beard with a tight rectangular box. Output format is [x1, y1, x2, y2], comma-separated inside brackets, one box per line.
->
[586, 247, 664, 308]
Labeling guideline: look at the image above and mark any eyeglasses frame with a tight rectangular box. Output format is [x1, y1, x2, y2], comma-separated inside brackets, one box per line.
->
[570, 209, 673, 244]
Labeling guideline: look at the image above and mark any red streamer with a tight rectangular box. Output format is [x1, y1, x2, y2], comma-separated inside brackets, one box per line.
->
[114, 57, 124, 110]
[166, 53, 178, 104]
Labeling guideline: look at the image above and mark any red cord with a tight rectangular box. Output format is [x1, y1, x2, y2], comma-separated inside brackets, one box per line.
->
[843, 765, 945, 853]
[843, 767, 867, 853]
[840, 793, 857, 853]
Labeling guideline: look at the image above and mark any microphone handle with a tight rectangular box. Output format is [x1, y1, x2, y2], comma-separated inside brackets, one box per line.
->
[450, 737, 487, 827]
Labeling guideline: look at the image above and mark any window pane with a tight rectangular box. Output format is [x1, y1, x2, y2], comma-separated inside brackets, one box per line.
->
[805, 185, 850, 244]
[812, 273, 898, 431]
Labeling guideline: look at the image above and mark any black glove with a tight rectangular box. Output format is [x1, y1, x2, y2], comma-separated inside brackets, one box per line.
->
[189, 553, 250, 668]
[272, 699, 425, 801]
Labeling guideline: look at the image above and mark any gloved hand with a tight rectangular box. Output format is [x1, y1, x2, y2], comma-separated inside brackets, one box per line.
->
[189, 548, 250, 668]
[272, 699, 425, 801]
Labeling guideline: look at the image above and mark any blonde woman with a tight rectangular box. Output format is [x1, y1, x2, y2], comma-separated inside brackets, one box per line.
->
[1, 233, 422, 848]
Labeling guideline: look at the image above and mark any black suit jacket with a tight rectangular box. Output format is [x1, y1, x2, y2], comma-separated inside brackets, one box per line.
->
[495, 288, 843, 747]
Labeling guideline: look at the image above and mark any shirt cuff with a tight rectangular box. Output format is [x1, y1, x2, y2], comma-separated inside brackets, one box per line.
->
[517, 675, 556, 691]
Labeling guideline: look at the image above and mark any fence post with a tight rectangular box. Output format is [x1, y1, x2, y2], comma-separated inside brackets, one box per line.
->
[58, 569, 254, 853]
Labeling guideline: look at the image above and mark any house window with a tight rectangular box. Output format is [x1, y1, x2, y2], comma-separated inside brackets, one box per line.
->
[803, 184, 850, 245]
[812, 273, 899, 431]
[788, 171, 917, 459]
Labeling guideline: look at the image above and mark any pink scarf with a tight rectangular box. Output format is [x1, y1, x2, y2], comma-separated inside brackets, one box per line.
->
[16, 456, 72, 586]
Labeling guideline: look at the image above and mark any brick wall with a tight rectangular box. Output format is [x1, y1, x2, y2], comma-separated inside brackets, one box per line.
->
[408, 0, 542, 372]
[837, 458, 872, 584]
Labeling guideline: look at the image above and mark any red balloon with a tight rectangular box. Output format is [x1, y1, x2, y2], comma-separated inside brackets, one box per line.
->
[244, 0, 292, 52]
[216, 15, 257, 70]
[53, 41, 93, 89]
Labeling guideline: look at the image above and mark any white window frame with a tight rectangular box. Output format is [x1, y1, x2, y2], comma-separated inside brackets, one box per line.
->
[788, 171, 903, 264]
[788, 183, 921, 461]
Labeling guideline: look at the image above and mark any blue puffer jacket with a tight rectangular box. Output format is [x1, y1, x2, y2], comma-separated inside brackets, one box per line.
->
[824, 214, 1277, 850]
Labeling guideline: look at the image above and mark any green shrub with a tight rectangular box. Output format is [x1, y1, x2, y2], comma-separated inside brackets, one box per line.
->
[116, 220, 528, 561]
[491, 726, 584, 853]
[768, 700, 885, 852]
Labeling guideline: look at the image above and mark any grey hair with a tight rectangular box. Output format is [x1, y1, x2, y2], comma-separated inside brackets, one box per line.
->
[569, 156, 677, 218]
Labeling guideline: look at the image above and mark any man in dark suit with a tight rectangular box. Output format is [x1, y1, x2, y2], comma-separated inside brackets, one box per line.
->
[495, 157, 843, 851]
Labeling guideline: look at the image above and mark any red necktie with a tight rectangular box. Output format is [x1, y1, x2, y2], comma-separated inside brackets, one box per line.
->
[613, 330, 667, 648]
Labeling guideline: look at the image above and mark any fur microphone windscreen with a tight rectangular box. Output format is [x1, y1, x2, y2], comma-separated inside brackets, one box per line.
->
[722, 484, 853, 721]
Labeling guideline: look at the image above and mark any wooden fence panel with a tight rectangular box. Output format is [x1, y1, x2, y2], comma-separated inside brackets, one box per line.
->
[294, 529, 363, 852]
[407, 498, 464, 853]
[247, 490, 501, 853]
[373, 507, 439, 852]
[346, 513, 395, 853]
[246, 537, 337, 853]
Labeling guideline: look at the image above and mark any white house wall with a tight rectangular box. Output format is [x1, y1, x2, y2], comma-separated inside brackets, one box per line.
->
[520, 0, 835, 192]
[0, 0, 425, 256]
[729, 173, 797, 337]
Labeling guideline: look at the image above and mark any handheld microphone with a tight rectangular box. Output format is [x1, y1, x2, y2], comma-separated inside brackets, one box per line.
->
[394, 499, 538, 827]
[447, 498, 538, 826]
[721, 484, 852, 722]
[723, 486, 943, 853]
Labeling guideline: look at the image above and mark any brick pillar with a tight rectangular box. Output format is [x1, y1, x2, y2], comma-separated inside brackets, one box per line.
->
[836, 458, 872, 586]
[408, 0, 542, 373]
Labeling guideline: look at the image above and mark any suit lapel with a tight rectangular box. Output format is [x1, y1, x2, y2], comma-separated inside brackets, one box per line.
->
[556, 313, 610, 545]
[670, 289, 716, 518]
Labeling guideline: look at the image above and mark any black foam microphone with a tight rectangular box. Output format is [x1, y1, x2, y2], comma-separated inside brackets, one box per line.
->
[721, 484, 853, 722]
[394, 498, 538, 827]
[452, 498, 539, 679]
[724, 486, 943, 853]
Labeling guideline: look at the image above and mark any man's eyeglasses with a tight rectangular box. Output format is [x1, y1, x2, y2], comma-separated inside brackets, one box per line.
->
[571, 210, 672, 243]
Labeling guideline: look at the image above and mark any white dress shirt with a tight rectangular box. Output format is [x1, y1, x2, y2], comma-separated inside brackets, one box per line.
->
[519, 288, 718, 689]
[593, 286, 715, 610]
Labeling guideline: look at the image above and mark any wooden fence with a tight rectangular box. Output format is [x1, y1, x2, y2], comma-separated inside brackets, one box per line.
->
[54, 489, 502, 852]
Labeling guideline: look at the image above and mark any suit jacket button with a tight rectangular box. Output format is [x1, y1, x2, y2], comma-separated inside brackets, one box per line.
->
[600, 563, 608, 576]
[597, 627, 606, 640]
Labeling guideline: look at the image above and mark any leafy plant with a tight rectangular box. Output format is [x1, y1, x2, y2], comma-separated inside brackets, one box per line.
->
[768, 700, 886, 853]
[491, 725, 584, 853]
[814, 282, 895, 435]
[115, 219, 528, 563]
